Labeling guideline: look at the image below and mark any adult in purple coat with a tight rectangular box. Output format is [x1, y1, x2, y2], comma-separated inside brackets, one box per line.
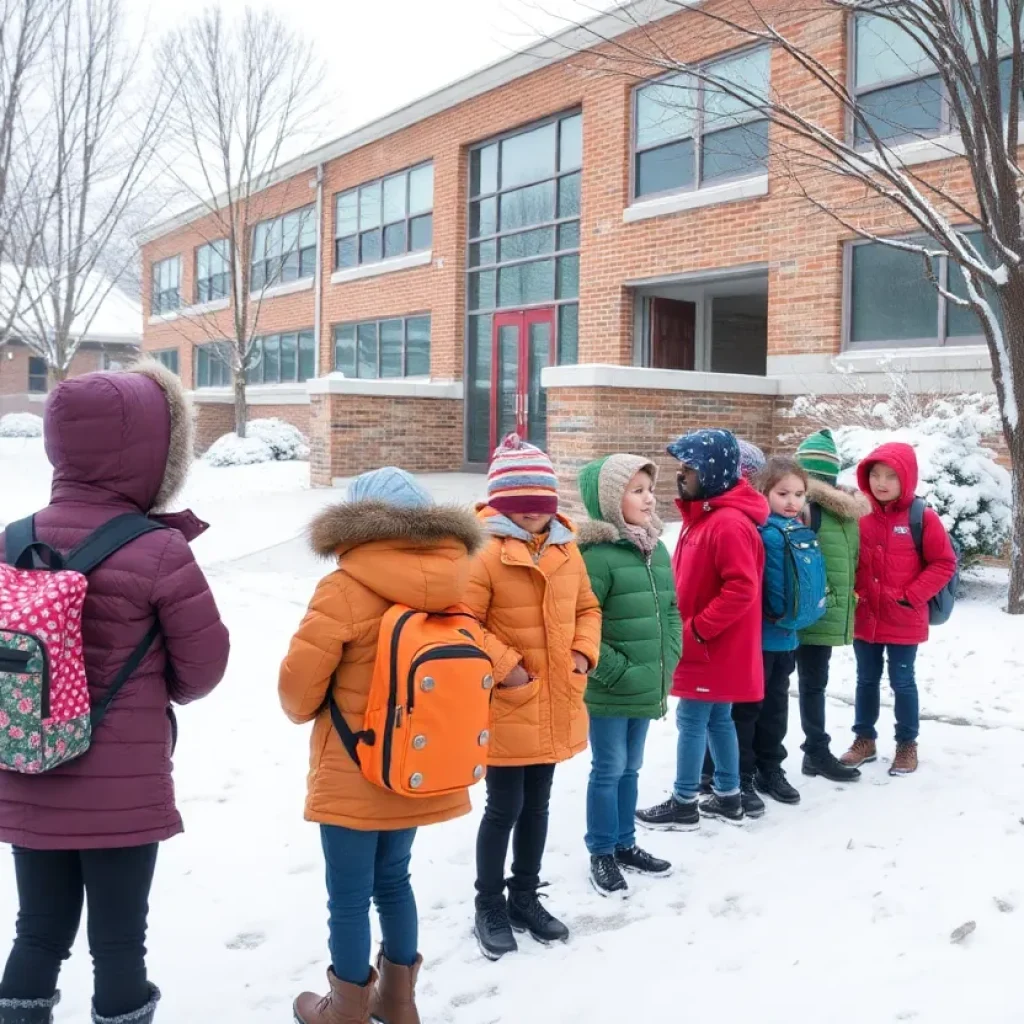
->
[0, 360, 230, 1024]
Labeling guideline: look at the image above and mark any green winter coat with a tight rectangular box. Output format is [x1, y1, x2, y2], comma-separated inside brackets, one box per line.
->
[577, 457, 682, 720]
[799, 477, 871, 647]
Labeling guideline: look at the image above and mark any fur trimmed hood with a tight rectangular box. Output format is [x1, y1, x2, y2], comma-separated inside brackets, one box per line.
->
[807, 477, 871, 522]
[309, 500, 484, 559]
[576, 518, 621, 548]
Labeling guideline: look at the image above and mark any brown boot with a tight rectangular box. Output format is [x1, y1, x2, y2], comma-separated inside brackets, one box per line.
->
[294, 967, 377, 1024]
[889, 742, 919, 776]
[369, 949, 422, 1024]
[840, 736, 877, 768]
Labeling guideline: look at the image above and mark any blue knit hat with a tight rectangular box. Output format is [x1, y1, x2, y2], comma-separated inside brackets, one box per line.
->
[667, 429, 742, 499]
[347, 467, 433, 509]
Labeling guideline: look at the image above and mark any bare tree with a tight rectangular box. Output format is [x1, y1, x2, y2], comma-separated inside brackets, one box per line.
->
[549, 0, 1024, 612]
[10, 0, 173, 383]
[159, 7, 324, 437]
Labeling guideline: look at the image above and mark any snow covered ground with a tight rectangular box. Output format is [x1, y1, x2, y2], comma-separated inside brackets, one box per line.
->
[2, 437, 1024, 1023]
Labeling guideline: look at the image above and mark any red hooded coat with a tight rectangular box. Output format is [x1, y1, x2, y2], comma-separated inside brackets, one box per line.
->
[671, 479, 769, 703]
[854, 442, 957, 646]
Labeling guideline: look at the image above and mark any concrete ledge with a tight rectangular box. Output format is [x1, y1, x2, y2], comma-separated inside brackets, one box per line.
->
[191, 385, 310, 405]
[180, 296, 230, 317]
[330, 249, 432, 285]
[306, 373, 463, 399]
[542, 363, 780, 396]
[147, 310, 180, 325]
[623, 175, 769, 224]
[251, 277, 313, 302]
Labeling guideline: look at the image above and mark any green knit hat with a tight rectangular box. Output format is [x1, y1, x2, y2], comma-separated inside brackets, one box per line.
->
[796, 429, 841, 483]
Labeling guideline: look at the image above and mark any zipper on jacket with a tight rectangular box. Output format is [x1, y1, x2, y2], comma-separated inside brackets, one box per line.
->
[644, 555, 668, 716]
[0, 632, 51, 719]
[381, 610, 417, 791]
[405, 645, 491, 716]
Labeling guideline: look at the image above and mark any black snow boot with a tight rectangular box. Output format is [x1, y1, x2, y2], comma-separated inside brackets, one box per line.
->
[699, 792, 745, 824]
[635, 796, 699, 832]
[699, 774, 713, 796]
[0, 992, 59, 1024]
[507, 887, 570, 945]
[802, 749, 862, 783]
[755, 768, 802, 805]
[474, 895, 518, 961]
[589, 855, 629, 898]
[615, 845, 671, 876]
[740, 774, 765, 819]
[91, 986, 160, 1024]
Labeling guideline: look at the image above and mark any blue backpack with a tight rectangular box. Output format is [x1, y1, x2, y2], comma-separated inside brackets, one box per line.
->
[908, 497, 960, 625]
[762, 520, 828, 631]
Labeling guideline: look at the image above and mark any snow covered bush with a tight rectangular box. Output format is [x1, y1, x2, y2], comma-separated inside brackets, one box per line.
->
[203, 419, 309, 468]
[787, 389, 1011, 566]
[246, 418, 310, 461]
[0, 413, 44, 438]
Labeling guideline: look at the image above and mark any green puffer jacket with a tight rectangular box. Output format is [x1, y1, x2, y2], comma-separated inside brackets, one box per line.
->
[577, 458, 682, 720]
[799, 477, 871, 647]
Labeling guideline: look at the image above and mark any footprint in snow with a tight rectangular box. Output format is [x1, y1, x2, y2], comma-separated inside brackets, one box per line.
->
[449, 985, 499, 1008]
[226, 930, 266, 950]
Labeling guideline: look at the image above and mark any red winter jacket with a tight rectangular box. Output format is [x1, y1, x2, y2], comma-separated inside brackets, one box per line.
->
[854, 442, 957, 646]
[671, 479, 769, 703]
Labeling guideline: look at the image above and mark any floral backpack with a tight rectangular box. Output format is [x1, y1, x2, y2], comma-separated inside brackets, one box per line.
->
[0, 514, 165, 774]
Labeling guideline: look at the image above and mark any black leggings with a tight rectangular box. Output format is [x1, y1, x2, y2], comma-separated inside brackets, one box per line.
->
[0, 844, 158, 1017]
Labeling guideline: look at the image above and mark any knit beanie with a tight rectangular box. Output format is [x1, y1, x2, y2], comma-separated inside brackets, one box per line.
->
[737, 439, 766, 480]
[347, 466, 433, 509]
[796, 429, 841, 484]
[666, 428, 741, 499]
[487, 433, 559, 516]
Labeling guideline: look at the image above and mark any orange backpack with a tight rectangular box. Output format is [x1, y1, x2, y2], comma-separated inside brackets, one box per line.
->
[330, 605, 494, 798]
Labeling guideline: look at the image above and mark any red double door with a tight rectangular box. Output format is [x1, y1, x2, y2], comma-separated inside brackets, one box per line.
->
[489, 307, 555, 453]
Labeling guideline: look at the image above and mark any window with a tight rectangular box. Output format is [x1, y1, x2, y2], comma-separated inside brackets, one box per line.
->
[151, 256, 181, 315]
[334, 163, 433, 269]
[196, 240, 230, 303]
[846, 232, 995, 348]
[153, 348, 180, 374]
[101, 353, 126, 371]
[194, 342, 233, 388]
[245, 329, 317, 385]
[852, 5, 1023, 145]
[250, 206, 316, 292]
[27, 356, 47, 393]
[632, 47, 770, 199]
[333, 315, 431, 378]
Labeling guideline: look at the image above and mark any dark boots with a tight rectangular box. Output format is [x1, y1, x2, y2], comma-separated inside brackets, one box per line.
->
[0, 992, 59, 1024]
[698, 792, 745, 824]
[369, 949, 421, 1024]
[755, 768, 801, 805]
[294, 969, 376, 1024]
[507, 888, 569, 944]
[474, 895, 517, 961]
[740, 774, 765, 818]
[91, 987, 160, 1024]
[802, 748, 862, 782]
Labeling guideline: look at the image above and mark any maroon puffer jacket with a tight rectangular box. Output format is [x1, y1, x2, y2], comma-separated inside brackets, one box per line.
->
[0, 361, 230, 849]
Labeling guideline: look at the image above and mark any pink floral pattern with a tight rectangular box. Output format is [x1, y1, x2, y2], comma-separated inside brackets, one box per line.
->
[0, 565, 92, 773]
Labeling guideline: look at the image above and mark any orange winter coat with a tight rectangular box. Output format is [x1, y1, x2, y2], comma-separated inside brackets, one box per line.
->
[463, 507, 602, 767]
[279, 501, 484, 831]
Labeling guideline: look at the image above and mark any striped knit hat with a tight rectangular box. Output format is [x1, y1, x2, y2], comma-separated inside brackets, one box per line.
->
[737, 439, 766, 480]
[487, 433, 559, 516]
[796, 428, 841, 483]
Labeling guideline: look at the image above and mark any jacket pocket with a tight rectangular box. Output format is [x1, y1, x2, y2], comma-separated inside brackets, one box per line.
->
[882, 589, 923, 631]
[680, 621, 711, 664]
[490, 676, 541, 721]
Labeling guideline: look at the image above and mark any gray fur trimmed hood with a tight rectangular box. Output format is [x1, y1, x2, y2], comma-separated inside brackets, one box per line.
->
[807, 477, 871, 521]
[576, 518, 621, 548]
[309, 500, 484, 558]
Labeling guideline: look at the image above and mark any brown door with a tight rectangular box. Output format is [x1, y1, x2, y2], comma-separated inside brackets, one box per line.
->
[650, 298, 696, 370]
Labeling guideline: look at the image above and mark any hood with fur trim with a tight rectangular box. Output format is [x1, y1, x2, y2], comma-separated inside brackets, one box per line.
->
[806, 477, 871, 522]
[578, 454, 663, 550]
[44, 357, 194, 513]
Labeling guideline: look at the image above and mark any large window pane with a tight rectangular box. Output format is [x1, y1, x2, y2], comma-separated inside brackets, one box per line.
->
[500, 180, 555, 232]
[360, 229, 382, 263]
[384, 222, 407, 258]
[636, 74, 699, 149]
[280, 332, 298, 382]
[382, 174, 406, 223]
[702, 120, 770, 182]
[855, 75, 944, 144]
[409, 214, 432, 251]
[558, 221, 580, 251]
[499, 226, 555, 262]
[471, 144, 498, 197]
[559, 114, 582, 171]
[947, 234, 1002, 338]
[469, 269, 496, 310]
[558, 172, 581, 218]
[298, 331, 316, 381]
[498, 259, 555, 307]
[406, 316, 430, 376]
[703, 48, 771, 130]
[557, 254, 579, 300]
[850, 242, 939, 343]
[470, 239, 497, 266]
[558, 303, 579, 364]
[246, 340, 263, 385]
[379, 319, 404, 378]
[335, 324, 356, 375]
[409, 164, 434, 215]
[471, 198, 497, 238]
[359, 183, 381, 229]
[500, 121, 557, 189]
[636, 139, 695, 197]
[263, 335, 281, 383]
[467, 314, 493, 463]
[336, 235, 357, 268]
[855, 13, 936, 90]
[357, 322, 378, 377]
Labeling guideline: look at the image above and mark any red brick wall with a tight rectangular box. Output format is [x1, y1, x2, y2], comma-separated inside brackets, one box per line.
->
[309, 394, 463, 486]
[193, 403, 312, 452]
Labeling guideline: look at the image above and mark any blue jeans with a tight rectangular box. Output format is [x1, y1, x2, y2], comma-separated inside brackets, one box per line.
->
[320, 825, 418, 986]
[585, 716, 651, 856]
[853, 640, 920, 743]
[674, 699, 739, 802]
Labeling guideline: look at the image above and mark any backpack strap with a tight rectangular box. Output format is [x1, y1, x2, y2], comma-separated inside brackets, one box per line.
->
[65, 514, 167, 575]
[809, 503, 822, 534]
[90, 621, 161, 730]
[908, 498, 926, 558]
[328, 698, 375, 767]
[2, 516, 64, 570]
